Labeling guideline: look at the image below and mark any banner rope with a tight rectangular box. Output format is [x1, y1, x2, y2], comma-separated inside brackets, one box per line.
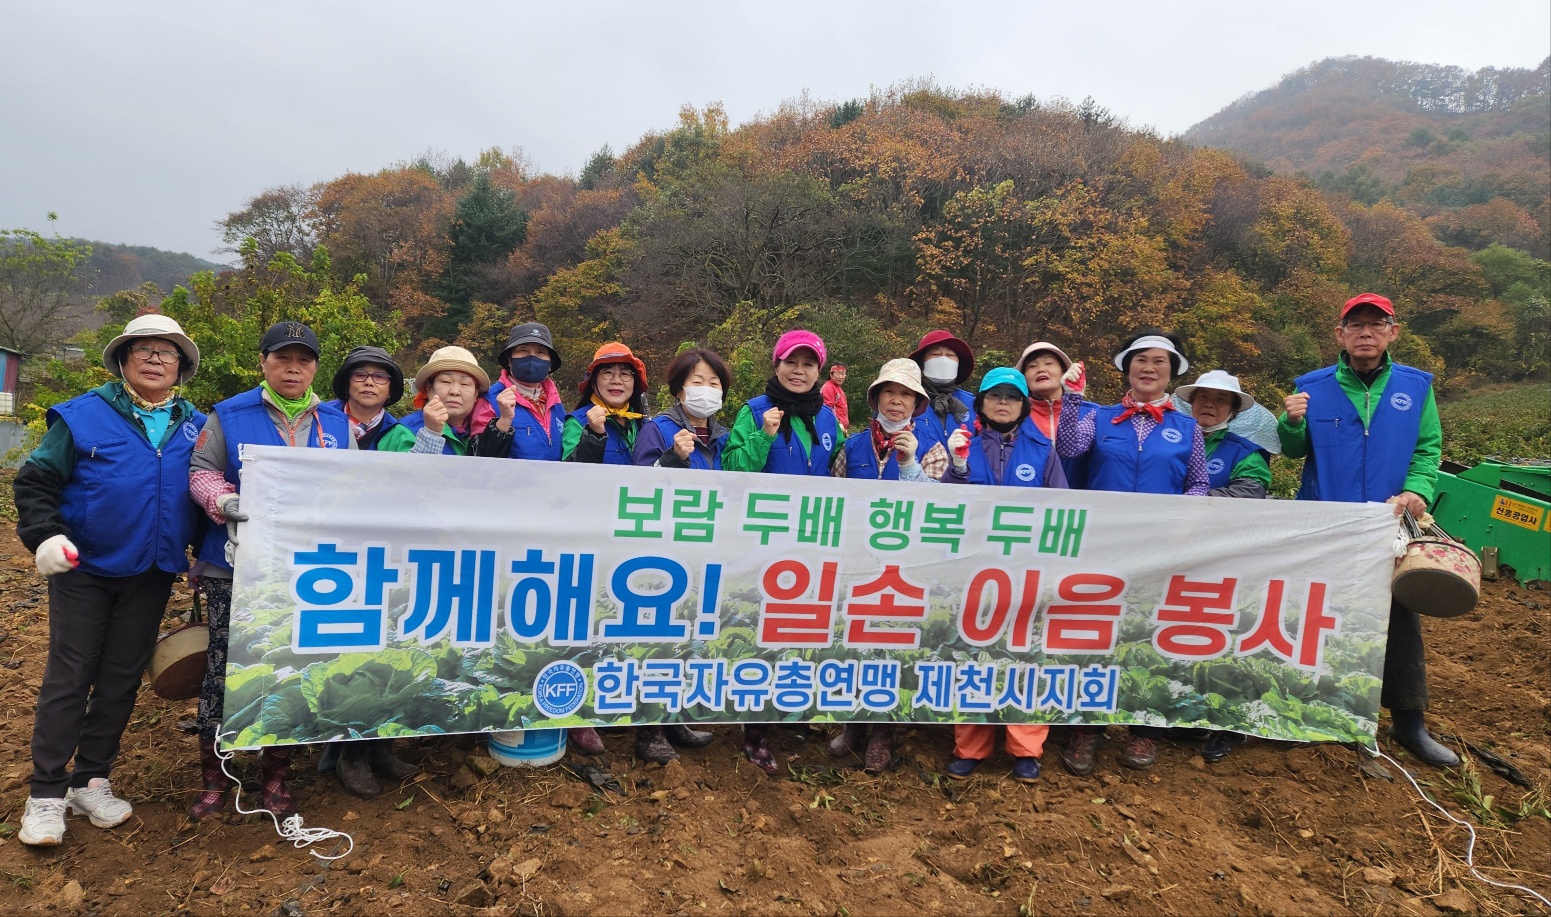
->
[215, 730, 354, 861]
[1369, 745, 1550, 910]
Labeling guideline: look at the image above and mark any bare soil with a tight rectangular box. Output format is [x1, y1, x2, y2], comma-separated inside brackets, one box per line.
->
[0, 519, 1547, 917]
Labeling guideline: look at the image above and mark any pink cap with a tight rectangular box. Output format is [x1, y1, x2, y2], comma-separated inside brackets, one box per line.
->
[773, 329, 827, 367]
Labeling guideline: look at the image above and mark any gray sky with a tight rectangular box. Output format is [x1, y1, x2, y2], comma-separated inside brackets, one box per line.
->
[3, 0, 1548, 261]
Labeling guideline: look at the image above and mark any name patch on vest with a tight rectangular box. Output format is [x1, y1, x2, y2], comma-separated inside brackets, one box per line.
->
[1389, 391, 1413, 411]
[1207, 458, 1225, 475]
[1014, 463, 1036, 482]
[1161, 428, 1182, 444]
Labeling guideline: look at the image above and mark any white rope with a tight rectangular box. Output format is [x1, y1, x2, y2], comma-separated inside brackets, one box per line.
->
[1369, 745, 1550, 910]
[215, 731, 354, 861]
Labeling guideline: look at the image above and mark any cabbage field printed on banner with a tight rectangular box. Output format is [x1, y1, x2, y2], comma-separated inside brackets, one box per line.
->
[219, 447, 1398, 750]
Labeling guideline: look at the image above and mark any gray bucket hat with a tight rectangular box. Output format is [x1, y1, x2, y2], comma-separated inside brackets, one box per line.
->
[498, 322, 561, 372]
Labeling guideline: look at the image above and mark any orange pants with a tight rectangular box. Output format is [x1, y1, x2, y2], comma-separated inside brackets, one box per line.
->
[953, 724, 1049, 760]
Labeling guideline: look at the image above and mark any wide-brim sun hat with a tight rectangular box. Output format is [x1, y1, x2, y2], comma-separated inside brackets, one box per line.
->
[1113, 335, 1189, 377]
[332, 346, 405, 405]
[867, 358, 929, 416]
[910, 330, 974, 385]
[102, 313, 200, 385]
[497, 322, 562, 372]
[415, 346, 491, 394]
[1016, 341, 1072, 373]
[1175, 369, 1256, 416]
[773, 329, 827, 367]
[580, 342, 648, 394]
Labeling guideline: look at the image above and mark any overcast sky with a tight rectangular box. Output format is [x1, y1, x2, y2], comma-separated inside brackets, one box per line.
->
[3, 1, 1547, 261]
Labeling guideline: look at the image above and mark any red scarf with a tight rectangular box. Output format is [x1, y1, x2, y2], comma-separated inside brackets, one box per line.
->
[1112, 392, 1173, 424]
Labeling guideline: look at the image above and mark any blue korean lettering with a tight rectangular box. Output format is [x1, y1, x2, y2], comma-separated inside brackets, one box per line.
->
[593, 658, 641, 714]
[400, 549, 498, 646]
[601, 556, 689, 641]
[858, 660, 901, 711]
[640, 660, 686, 712]
[683, 658, 729, 711]
[911, 661, 954, 712]
[1037, 663, 1079, 713]
[771, 658, 816, 712]
[728, 659, 774, 712]
[1076, 664, 1120, 712]
[506, 549, 597, 646]
[815, 659, 858, 712]
[293, 544, 399, 653]
[954, 662, 997, 713]
[995, 663, 1041, 713]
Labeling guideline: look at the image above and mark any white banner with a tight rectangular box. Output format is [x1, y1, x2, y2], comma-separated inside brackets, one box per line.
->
[221, 446, 1396, 750]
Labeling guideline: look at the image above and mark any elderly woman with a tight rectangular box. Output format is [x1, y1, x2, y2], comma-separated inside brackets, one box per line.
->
[13, 315, 206, 846]
[1054, 328, 1207, 775]
[186, 321, 353, 821]
[824, 359, 932, 772]
[379, 346, 515, 457]
[633, 348, 732, 470]
[908, 330, 976, 481]
[563, 343, 647, 464]
[939, 367, 1064, 782]
[723, 329, 843, 773]
[1177, 369, 1271, 763]
[325, 346, 404, 450]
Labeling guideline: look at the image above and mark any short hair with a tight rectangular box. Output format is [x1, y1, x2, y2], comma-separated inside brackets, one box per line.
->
[1118, 327, 1187, 378]
[664, 348, 731, 397]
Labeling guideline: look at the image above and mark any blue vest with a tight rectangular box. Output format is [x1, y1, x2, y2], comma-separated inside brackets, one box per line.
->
[568, 406, 636, 465]
[1028, 399, 1098, 489]
[1087, 406, 1197, 495]
[1205, 430, 1266, 490]
[743, 394, 841, 476]
[965, 421, 1054, 488]
[487, 381, 564, 461]
[50, 392, 206, 578]
[914, 388, 976, 464]
[841, 429, 900, 480]
[643, 414, 724, 470]
[1294, 363, 1431, 503]
[399, 410, 468, 455]
[196, 388, 349, 571]
[322, 399, 399, 451]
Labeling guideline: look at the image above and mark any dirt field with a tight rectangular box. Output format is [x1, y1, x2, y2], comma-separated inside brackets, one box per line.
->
[0, 517, 1546, 916]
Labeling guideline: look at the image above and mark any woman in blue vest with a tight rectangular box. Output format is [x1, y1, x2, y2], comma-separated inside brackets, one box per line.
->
[563, 343, 647, 465]
[13, 315, 205, 847]
[633, 348, 732, 470]
[824, 359, 931, 772]
[722, 329, 841, 773]
[909, 329, 976, 481]
[1019, 340, 1097, 489]
[186, 321, 352, 821]
[325, 346, 404, 451]
[486, 322, 566, 461]
[1054, 328, 1208, 776]
[942, 368, 1067, 490]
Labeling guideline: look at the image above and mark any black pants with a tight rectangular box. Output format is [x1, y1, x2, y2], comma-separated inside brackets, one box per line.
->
[1381, 600, 1428, 712]
[30, 567, 176, 798]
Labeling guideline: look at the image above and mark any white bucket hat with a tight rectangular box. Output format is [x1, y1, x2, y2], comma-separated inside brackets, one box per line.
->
[415, 345, 491, 394]
[1175, 369, 1256, 416]
[102, 314, 200, 385]
[867, 358, 929, 416]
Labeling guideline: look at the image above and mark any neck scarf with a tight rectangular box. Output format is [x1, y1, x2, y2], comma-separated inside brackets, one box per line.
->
[763, 377, 824, 442]
[922, 376, 970, 425]
[347, 407, 385, 442]
[121, 380, 176, 412]
[261, 380, 314, 420]
[869, 417, 912, 460]
[591, 393, 643, 422]
[1112, 391, 1174, 424]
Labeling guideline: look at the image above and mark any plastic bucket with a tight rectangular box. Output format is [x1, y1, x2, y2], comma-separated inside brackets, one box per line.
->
[488, 729, 567, 767]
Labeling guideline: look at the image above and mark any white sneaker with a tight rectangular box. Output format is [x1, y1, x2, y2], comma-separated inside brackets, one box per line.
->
[65, 778, 133, 828]
[18, 797, 67, 846]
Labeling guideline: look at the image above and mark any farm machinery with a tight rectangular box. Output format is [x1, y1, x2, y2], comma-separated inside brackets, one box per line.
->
[1431, 459, 1550, 585]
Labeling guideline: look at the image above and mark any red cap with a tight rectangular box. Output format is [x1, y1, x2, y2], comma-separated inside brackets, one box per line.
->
[1341, 293, 1395, 320]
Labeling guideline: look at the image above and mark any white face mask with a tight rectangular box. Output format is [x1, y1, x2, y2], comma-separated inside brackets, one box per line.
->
[922, 356, 959, 385]
[681, 385, 723, 418]
[875, 413, 911, 434]
[1199, 419, 1231, 434]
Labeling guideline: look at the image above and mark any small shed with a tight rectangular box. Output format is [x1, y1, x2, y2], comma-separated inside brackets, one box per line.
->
[0, 346, 21, 416]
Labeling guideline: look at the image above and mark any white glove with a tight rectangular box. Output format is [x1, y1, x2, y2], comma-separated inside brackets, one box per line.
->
[36, 534, 80, 577]
[947, 428, 970, 471]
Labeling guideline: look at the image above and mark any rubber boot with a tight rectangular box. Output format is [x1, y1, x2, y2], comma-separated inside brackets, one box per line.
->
[337, 743, 382, 799]
[317, 741, 341, 774]
[635, 726, 678, 764]
[827, 723, 866, 759]
[189, 738, 232, 821]
[569, 727, 606, 755]
[664, 724, 714, 749]
[863, 725, 895, 773]
[743, 725, 779, 775]
[1388, 710, 1459, 767]
[365, 739, 418, 780]
[260, 747, 300, 818]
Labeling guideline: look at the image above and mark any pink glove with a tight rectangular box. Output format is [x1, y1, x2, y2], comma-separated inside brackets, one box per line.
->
[1061, 361, 1087, 396]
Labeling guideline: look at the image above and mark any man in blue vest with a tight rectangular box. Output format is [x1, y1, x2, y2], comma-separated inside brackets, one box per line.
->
[186, 321, 354, 819]
[1279, 293, 1456, 767]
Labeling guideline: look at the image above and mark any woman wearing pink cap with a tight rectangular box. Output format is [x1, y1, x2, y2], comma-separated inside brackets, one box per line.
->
[1019, 340, 1098, 488]
[722, 329, 842, 772]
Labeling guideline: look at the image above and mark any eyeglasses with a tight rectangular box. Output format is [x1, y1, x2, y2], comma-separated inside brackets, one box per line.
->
[983, 392, 1025, 404]
[1341, 320, 1393, 333]
[129, 344, 180, 363]
[350, 370, 393, 384]
[596, 366, 635, 380]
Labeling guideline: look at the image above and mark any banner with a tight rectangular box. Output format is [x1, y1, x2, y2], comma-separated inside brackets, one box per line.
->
[221, 446, 1397, 750]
